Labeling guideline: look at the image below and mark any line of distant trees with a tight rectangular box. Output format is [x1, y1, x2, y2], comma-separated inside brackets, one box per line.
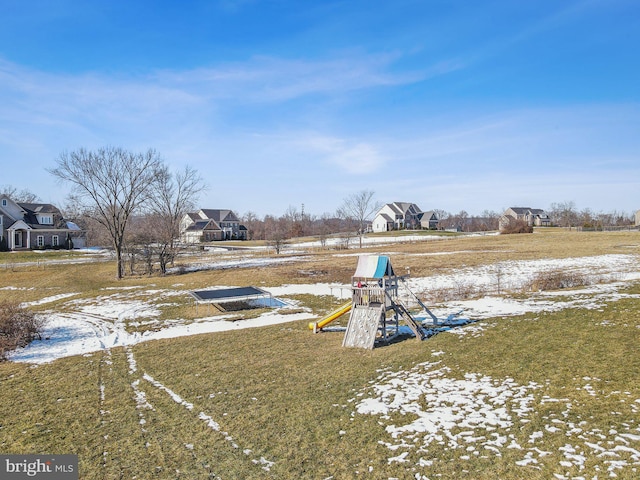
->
[429, 204, 637, 233]
[4, 161, 638, 278]
[546, 201, 636, 229]
[432, 209, 501, 232]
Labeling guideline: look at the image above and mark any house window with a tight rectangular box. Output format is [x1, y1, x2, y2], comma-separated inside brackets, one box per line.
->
[37, 235, 45, 247]
[39, 215, 53, 225]
[1, 199, 6, 206]
[52, 235, 59, 247]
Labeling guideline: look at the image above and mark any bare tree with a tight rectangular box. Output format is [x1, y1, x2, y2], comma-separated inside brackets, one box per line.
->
[263, 215, 288, 254]
[122, 215, 156, 276]
[49, 146, 164, 279]
[336, 190, 381, 248]
[282, 204, 313, 238]
[579, 208, 595, 229]
[0, 185, 41, 203]
[148, 165, 206, 274]
[317, 213, 335, 249]
[549, 201, 578, 228]
[433, 209, 451, 230]
[451, 210, 470, 232]
[241, 211, 261, 240]
[474, 210, 500, 231]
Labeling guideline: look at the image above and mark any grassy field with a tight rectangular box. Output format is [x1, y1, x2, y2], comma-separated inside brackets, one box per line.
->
[1, 229, 639, 479]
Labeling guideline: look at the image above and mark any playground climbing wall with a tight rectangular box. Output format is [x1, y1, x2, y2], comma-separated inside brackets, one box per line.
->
[342, 305, 385, 349]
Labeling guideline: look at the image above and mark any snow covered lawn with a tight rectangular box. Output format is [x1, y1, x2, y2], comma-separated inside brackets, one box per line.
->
[9, 253, 640, 364]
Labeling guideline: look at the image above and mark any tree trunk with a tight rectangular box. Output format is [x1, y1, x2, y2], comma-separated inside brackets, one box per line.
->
[115, 247, 124, 279]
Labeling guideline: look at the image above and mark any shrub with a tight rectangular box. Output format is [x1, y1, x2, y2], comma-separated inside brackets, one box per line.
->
[0, 301, 43, 361]
[420, 281, 485, 304]
[525, 270, 591, 292]
[501, 219, 534, 234]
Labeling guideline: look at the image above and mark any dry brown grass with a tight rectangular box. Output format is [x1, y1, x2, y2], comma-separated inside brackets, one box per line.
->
[2, 229, 638, 305]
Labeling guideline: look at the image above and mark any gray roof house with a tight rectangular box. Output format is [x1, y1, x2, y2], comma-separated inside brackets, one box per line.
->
[500, 207, 551, 230]
[418, 210, 439, 230]
[180, 209, 247, 243]
[372, 202, 438, 232]
[0, 195, 86, 250]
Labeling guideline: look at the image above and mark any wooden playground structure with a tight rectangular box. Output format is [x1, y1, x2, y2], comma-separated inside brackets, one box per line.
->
[310, 255, 438, 349]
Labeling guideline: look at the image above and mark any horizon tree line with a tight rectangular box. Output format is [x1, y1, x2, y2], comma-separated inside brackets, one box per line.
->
[2, 149, 638, 278]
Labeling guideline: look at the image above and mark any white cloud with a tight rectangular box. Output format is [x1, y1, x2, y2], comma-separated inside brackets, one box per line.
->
[155, 52, 429, 103]
[299, 135, 386, 174]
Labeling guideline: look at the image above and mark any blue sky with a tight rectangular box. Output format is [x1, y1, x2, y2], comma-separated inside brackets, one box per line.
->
[1, 0, 638, 217]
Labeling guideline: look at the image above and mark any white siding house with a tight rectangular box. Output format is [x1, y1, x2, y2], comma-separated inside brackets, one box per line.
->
[372, 202, 437, 232]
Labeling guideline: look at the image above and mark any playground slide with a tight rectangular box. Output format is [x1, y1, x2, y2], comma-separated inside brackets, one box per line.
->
[309, 302, 352, 332]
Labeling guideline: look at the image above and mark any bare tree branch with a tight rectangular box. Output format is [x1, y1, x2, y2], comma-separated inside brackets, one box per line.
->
[147, 165, 207, 274]
[49, 146, 164, 279]
[0, 185, 41, 203]
[337, 190, 381, 248]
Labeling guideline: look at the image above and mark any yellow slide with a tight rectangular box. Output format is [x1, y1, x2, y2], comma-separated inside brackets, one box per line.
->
[309, 302, 352, 332]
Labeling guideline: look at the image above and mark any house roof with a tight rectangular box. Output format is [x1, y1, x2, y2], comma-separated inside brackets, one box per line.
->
[419, 210, 438, 221]
[377, 202, 423, 218]
[22, 214, 66, 230]
[18, 202, 60, 214]
[395, 202, 420, 215]
[509, 207, 547, 216]
[377, 213, 394, 223]
[8, 201, 71, 230]
[199, 209, 239, 223]
[185, 219, 221, 232]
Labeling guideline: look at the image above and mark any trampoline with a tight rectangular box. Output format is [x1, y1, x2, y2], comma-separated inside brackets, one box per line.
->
[190, 286, 282, 312]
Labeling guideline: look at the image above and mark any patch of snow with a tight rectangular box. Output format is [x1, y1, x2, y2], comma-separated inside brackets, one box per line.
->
[20, 292, 79, 307]
[7, 252, 640, 375]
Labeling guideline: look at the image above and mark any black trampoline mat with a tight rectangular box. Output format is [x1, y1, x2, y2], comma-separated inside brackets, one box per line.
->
[191, 286, 267, 302]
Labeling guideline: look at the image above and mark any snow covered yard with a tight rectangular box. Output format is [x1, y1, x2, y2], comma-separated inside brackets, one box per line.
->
[352, 361, 640, 478]
[9, 283, 317, 364]
[9, 252, 640, 364]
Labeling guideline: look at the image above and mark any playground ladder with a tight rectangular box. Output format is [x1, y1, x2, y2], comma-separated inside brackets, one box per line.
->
[394, 301, 427, 340]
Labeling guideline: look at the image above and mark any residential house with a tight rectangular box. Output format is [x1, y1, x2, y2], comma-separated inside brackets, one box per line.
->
[180, 209, 247, 243]
[419, 210, 439, 230]
[372, 202, 438, 232]
[0, 195, 86, 250]
[500, 207, 551, 230]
